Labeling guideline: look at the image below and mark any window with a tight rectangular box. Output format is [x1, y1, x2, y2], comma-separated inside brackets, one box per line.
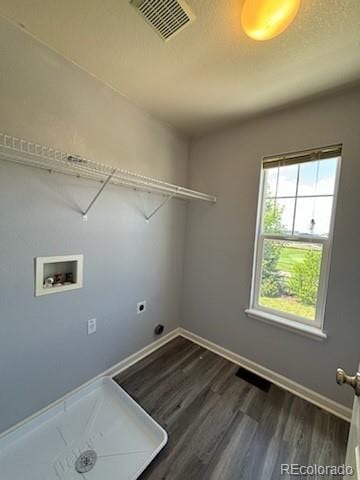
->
[248, 145, 341, 336]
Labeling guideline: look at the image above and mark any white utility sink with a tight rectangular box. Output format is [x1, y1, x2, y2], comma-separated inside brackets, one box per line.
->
[0, 377, 167, 479]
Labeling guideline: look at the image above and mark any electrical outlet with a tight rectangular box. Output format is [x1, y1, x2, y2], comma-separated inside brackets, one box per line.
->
[87, 318, 97, 335]
[137, 301, 146, 314]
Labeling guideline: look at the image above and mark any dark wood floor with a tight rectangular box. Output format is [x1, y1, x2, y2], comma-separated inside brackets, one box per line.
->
[114, 337, 349, 480]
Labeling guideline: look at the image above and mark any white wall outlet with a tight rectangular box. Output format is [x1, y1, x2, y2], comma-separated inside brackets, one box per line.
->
[87, 318, 97, 335]
[137, 301, 146, 314]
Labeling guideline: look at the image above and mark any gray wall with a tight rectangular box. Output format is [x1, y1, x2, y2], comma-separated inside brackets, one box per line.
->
[0, 19, 188, 433]
[182, 86, 360, 408]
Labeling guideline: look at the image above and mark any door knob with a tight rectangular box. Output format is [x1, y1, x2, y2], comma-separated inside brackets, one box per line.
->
[336, 368, 360, 396]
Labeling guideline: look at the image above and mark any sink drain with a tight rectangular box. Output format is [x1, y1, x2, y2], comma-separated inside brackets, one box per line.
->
[75, 450, 97, 474]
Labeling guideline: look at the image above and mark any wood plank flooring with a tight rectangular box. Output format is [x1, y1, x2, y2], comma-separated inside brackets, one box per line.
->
[114, 337, 349, 480]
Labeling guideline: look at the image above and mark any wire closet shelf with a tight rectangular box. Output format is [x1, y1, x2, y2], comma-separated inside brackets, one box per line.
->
[0, 133, 216, 219]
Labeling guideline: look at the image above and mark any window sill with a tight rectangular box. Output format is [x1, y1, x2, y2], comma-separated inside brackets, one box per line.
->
[245, 308, 327, 341]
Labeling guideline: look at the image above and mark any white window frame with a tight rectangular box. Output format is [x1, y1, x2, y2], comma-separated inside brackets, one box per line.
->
[247, 148, 342, 337]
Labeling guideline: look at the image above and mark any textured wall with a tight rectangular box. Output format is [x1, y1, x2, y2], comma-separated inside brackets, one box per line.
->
[182, 86, 360, 408]
[0, 19, 188, 433]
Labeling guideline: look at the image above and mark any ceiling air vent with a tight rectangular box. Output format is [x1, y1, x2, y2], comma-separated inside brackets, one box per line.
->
[131, 0, 195, 41]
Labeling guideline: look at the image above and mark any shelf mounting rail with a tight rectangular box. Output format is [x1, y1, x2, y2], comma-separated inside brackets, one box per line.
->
[0, 133, 216, 220]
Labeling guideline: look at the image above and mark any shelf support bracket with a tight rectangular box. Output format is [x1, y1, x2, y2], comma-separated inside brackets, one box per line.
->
[82, 168, 117, 220]
[145, 189, 179, 222]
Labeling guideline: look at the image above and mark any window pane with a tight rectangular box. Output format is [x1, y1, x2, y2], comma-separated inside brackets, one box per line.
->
[264, 168, 278, 198]
[294, 197, 333, 237]
[317, 158, 337, 195]
[298, 158, 338, 197]
[263, 199, 276, 234]
[259, 239, 323, 321]
[298, 161, 318, 196]
[313, 197, 333, 236]
[276, 198, 295, 234]
[263, 198, 295, 235]
[277, 164, 298, 197]
[294, 197, 314, 235]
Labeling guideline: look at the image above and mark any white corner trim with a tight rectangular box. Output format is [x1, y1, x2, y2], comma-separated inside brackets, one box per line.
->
[0, 328, 181, 439]
[245, 308, 327, 341]
[178, 328, 351, 422]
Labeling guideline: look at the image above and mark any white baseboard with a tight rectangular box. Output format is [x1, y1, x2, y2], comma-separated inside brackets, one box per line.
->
[105, 327, 181, 378]
[2, 325, 351, 439]
[179, 328, 352, 422]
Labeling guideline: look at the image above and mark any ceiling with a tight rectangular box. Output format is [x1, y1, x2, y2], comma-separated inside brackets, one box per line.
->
[1, 0, 360, 136]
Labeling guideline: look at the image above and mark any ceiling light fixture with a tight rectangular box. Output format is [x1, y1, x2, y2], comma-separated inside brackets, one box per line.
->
[241, 0, 301, 41]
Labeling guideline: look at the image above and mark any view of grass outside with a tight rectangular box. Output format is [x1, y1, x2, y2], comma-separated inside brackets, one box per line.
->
[259, 199, 322, 321]
[260, 243, 321, 320]
[260, 296, 316, 319]
[277, 245, 310, 272]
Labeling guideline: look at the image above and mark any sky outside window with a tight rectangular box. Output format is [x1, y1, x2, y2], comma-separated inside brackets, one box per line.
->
[264, 158, 338, 238]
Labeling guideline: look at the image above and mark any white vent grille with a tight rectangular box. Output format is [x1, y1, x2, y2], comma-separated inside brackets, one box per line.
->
[131, 0, 195, 41]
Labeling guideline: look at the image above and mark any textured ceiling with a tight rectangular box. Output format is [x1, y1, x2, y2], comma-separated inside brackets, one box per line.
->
[1, 0, 360, 136]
